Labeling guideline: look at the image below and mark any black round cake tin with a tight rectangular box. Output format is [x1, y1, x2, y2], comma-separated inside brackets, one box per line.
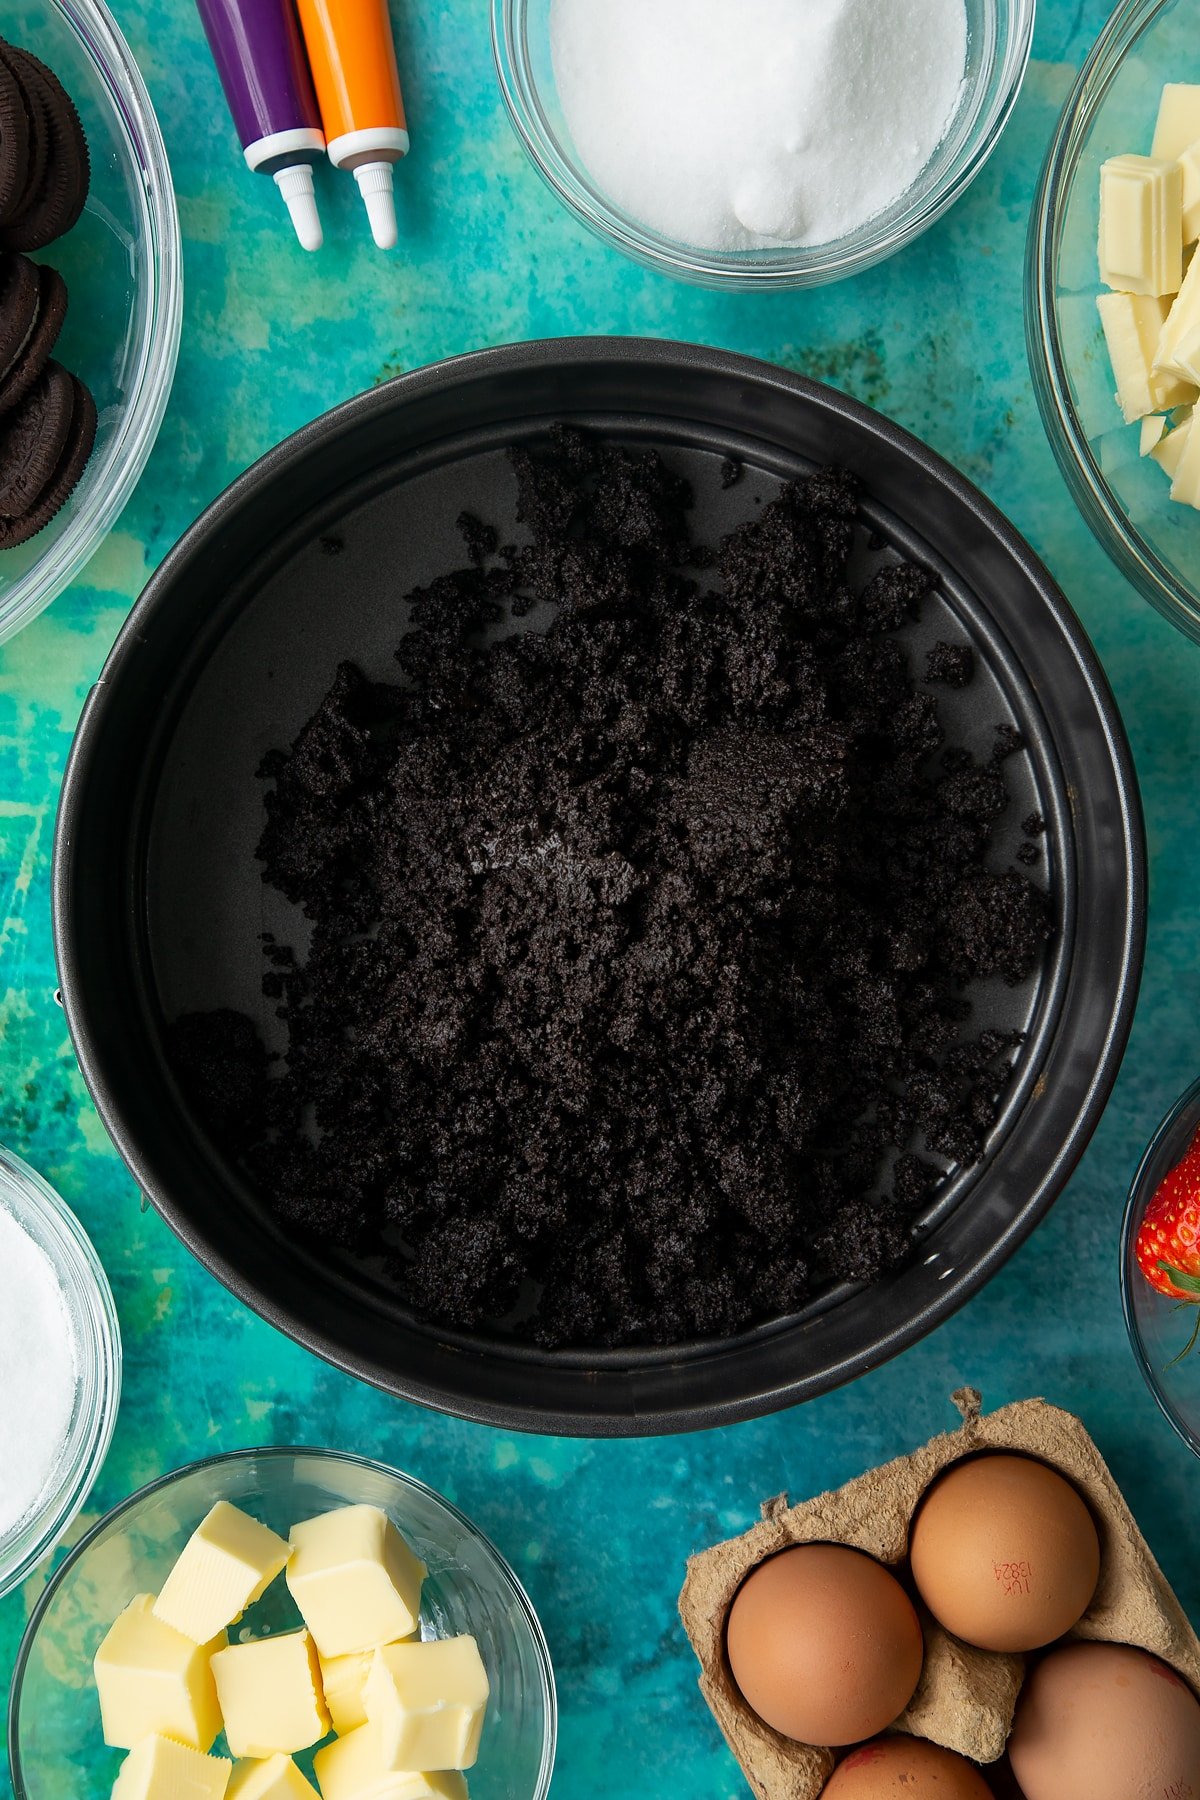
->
[53, 338, 1145, 1436]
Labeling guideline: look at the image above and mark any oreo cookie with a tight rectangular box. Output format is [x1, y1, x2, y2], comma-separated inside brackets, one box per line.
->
[0, 261, 66, 413]
[0, 250, 39, 378]
[0, 52, 29, 223]
[0, 45, 89, 249]
[0, 360, 74, 518]
[0, 369, 94, 547]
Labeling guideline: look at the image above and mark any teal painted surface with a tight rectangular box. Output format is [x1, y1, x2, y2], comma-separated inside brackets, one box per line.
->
[2, 1, 1200, 1793]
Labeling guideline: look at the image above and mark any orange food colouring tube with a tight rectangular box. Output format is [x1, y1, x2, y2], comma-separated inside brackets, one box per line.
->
[296, 0, 409, 249]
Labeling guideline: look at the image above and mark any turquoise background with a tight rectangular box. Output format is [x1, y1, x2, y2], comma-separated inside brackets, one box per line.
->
[3, 0, 1200, 1793]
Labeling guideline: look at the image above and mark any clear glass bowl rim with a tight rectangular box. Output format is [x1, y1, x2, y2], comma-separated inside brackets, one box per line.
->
[0, 0, 183, 642]
[1026, 0, 1200, 645]
[491, 0, 1037, 290]
[0, 1143, 122, 1601]
[1119, 1074, 1200, 1460]
[6, 1443, 558, 1800]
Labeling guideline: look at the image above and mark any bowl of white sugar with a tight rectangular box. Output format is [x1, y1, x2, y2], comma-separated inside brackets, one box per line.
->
[0, 1143, 120, 1598]
[493, 0, 1034, 287]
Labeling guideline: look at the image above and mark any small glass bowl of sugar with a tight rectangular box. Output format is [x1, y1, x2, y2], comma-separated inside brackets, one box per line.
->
[0, 1144, 121, 1598]
[493, 0, 1035, 289]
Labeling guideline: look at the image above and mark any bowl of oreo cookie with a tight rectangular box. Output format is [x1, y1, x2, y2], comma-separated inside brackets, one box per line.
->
[54, 339, 1145, 1435]
[0, 0, 180, 641]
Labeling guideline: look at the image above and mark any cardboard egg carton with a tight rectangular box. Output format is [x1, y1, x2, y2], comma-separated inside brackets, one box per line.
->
[678, 1389, 1200, 1800]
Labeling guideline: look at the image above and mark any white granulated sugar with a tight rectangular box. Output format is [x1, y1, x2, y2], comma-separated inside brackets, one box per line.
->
[550, 0, 968, 250]
[0, 1204, 78, 1542]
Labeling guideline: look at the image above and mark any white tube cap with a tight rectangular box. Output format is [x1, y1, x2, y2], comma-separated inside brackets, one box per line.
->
[354, 161, 398, 250]
[274, 163, 323, 252]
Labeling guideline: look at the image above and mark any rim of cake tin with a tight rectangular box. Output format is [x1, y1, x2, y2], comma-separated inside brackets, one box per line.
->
[491, 0, 1037, 290]
[0, 0, 183, 643]
[1119, 1075, 1200, 1460]
[0, 1143, 121, 1602]
[53, 338, 1146, 1436]
[7, 1444, 558, 1800]
[1027, 0, 1200, 646]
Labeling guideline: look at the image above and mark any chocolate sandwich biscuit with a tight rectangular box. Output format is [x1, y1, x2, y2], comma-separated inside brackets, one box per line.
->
[3, 45, 51, 224]
[0, 359, 74, 518]
[0, 52, 29, 224]
[0, 46, 89, 249]
[0, 371, 94, 547]
[0, 250, 40, 378]
[0, 261, 66, 413]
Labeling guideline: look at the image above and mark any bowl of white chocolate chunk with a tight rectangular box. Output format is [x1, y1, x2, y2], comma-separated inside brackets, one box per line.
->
[6, 1448, 556, 1800]
[1029, 0, 1200, 643]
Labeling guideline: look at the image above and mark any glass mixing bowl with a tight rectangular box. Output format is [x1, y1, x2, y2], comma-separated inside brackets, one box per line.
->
[492, 0, 1035, 289]
[7, 1447, 556, 1800]
[1028, 0, 1200, 645]
[0, 0, 181, 642]
[0, 1144, 121, 1600]
[1121, 1077, 1200, 1460]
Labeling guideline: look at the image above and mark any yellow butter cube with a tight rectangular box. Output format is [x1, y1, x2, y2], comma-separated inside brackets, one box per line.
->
[364, 1638, 489, 1773]
[154, 1503, 291, 1645]
[286, 1506, 426, 1659]
[227, 1754, 321, 1799]
[1140, 414, 1167, 455]
[110, 1735, 232, 1800]
[313, 1724, 467, 1800]
[1099, 154, 1183, 295]
[211, 1629, 330, 1759]
[319, 1637, 416, 1735]
[94, 1593, 225, 1752]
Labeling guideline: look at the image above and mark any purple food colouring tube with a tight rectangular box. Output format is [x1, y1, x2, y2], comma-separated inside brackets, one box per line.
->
[196, 0, 326, 251]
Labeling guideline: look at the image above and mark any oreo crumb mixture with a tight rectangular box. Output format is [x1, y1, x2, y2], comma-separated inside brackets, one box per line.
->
[171, 430, 1052, 1349]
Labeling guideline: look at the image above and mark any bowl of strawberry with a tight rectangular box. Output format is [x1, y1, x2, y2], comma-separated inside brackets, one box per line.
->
[1123, 1078, 1200, 1457]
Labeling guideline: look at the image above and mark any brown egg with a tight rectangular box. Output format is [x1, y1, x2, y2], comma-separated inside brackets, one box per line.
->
[1008, 1641, 1200, 1800]
[725, 1544, 923, 1746]
[908, 1453, 1100, 1652]
[823, 1736, 995, 1796]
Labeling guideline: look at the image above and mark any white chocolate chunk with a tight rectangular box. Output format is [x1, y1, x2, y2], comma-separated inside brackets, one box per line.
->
[1140, 414, 1167, 454]
[1155, 244, 1200, 372]
[286, 1505, 426, 1659]
[210, 1630, 330, 1759]
[1179, 140, 1200, 243]
[364, 1638, 489, 1773]
[153, 1503, 291, 1646]
[1168, 317, 1200, 384]
[1151, 410, 1193, 479]
[110, 1735, 232, 1800]
[94, 1593, 225, 1753]
[1169, 407, 1200, 507]
[227, 1754, 321, 1799]
[1153, 84, 1200, 163]
[319, 1637, 416, 1735]
[1099, 154, 1183, 294]
[313, 1724, 467, 1800]
[1096, 292, 1195, 419]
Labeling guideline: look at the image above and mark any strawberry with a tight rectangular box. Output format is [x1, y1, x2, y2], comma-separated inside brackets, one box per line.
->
[1135, 1134, 1200, 1342]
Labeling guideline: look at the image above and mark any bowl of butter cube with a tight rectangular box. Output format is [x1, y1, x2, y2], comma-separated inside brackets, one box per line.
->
[1028, 0, 1200, 643]
[5, 1447, 556, 1800]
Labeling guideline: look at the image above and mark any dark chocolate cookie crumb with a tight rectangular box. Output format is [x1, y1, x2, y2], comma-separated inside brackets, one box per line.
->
[171, 429, 1052, 1349]
[719, 456, 743, 489]
[925, 640, 975, 688]
[1023, 810, 1046, 836]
